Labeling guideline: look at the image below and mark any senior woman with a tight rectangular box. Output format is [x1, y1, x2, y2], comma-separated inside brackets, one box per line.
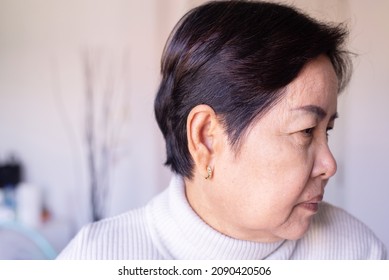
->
[58, 0, 387, 259]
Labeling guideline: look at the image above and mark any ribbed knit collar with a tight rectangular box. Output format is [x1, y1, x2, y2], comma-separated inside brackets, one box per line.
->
[146, 175, 297, 259]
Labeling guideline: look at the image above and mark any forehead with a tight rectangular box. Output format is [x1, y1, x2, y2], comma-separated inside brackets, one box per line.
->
[283, 55, 339, 109]
[234, 55, 339, 149]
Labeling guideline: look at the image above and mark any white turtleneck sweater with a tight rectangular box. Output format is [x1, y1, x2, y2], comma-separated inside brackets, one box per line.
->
[57, 176, 387, 260]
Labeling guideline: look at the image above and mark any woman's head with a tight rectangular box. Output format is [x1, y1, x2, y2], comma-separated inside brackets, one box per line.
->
[155, 0, 351, 179]
[185, 54, 339, 241]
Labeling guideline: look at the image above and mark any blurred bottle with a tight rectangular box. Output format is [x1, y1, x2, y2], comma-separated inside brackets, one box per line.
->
[0, 187, 15, 221]
[0, 156, 22, 221]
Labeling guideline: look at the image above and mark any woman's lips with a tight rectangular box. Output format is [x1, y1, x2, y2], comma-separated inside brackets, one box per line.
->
[299, 202, 320, 212]
[299, 195, 323, 212]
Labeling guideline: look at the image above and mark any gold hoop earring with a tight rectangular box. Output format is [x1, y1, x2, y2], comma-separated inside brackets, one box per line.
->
[205, 166, 212, 179]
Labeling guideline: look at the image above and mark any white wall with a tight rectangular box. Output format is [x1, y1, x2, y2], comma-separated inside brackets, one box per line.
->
[341, 0, 389, 253]
[0, 0, 176, 231]
[0, 0, 388, 253]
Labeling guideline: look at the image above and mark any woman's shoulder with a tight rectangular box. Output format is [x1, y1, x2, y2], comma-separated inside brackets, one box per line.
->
[56, 207, 162, 259]
[302, 202, 387, 259]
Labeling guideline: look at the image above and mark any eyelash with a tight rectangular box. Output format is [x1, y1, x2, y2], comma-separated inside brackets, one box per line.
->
[301, 127, 333, 138]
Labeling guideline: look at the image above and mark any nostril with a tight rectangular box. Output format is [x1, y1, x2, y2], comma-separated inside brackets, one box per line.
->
[322, 149, 337, 178]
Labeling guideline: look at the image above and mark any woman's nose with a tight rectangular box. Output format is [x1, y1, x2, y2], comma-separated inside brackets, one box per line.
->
[312, 142, 337, 179]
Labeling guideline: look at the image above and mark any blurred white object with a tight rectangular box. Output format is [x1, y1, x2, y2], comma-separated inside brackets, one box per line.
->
[0, 189, 15, 221]
[16, 183, 42, 228]
[0, 218, 73, 259]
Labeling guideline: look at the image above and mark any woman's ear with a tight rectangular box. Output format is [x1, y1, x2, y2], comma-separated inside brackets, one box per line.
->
[187, 105, 219, 177]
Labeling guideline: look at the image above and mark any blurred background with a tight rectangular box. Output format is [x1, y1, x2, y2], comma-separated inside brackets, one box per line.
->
[0, 0, 388, 259]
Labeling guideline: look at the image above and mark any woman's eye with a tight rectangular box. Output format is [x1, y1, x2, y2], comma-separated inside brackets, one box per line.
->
[302, 127, 314, 137]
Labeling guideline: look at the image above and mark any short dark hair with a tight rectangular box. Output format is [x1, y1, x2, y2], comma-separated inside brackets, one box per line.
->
[154, 0, 351, 178]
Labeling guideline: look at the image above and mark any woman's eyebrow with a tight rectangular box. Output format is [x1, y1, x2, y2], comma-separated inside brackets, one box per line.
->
[293, 105, 338, 121]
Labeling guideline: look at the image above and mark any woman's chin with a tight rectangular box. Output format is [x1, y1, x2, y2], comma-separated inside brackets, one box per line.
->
[275, 216, 314, 241]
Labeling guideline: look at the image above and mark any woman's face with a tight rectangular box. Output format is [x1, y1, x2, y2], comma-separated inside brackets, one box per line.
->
[203, 55, 339, 242]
